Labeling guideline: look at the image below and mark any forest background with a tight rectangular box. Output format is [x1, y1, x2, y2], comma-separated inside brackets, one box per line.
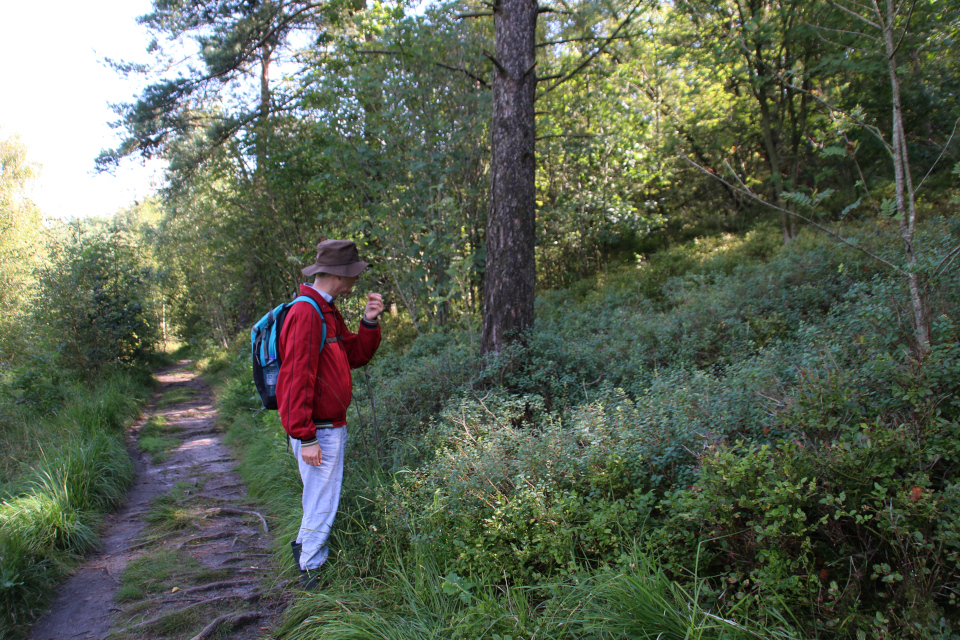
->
[2, 0, 960, 637]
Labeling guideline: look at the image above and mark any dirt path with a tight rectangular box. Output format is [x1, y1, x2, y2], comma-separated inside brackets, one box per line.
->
[27, 361, 287, 640]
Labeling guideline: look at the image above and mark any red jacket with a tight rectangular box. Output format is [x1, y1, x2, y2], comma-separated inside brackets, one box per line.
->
[276, 284, 381, 443]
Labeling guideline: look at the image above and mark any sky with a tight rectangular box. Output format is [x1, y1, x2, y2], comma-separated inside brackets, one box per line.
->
[0, 0, 164, 220]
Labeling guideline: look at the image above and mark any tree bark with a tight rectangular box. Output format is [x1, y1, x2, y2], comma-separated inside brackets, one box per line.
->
[239, 44, 275, 329]
[881, 0, 929, 353]
[480, 0, 538, 354]
[755, 69, 791, 243]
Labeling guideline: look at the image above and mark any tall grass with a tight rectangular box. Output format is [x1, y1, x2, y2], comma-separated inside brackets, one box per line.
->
[271, 541, 794, 640]
[571, 557, 798, 640]
[0, 371, 148, 638]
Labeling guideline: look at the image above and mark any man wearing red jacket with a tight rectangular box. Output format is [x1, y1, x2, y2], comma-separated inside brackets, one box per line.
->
[276, 239, 382, 587]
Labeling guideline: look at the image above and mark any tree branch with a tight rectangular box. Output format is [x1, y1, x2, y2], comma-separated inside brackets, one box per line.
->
[721, 24, 891, 152]
[536, 33, 641, 48]
[915, 115, 960, 192]
[827, 0, 881, 30]
[932, 244, 960, 280]
[891, 0, 917, 58]
[483, 50, 507, 75]
[681, 153, 906, 275]
[843, 133, 882, 215]
[537, 0, 644, 97]
[357, 49, 490, 88]
[536, 133, 596, 140]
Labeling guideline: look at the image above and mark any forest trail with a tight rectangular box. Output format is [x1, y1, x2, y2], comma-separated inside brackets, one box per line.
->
[27, 362, 287, 640]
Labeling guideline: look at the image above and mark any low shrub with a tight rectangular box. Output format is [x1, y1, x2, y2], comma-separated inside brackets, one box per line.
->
[652, 338, 960, 638]
[378, 392, 657, 581]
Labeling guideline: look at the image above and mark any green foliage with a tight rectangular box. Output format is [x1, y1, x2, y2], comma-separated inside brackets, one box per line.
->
[1, 355, 68, 413]
[39, 223, 159, 374]
[652, 336, 960, 637]
[380, 392, 658, 582]
[273, 220, 957, 639]
[0, 372, 148, 638]
[571, 557, 798, 640]
[95, 0, 959, 360]
[0, 134, 44, 365]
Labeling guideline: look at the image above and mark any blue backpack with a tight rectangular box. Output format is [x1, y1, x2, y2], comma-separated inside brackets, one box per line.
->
[251, 295, 326, 410]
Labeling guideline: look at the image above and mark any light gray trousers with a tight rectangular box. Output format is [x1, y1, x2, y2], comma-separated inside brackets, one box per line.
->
[289, 426, 347, 570]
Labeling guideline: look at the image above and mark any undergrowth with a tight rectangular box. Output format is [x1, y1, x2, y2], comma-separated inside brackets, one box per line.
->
[209, 219, 960, 639]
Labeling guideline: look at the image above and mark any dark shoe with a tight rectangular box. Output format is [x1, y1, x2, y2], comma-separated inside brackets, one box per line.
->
[291, 540, 302, 568]
[299, 567, 322, 590]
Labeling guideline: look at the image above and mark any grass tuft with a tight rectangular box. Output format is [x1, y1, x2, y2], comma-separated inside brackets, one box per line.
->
[137, 415, 181, 463]
[116, 549, 203, 602]
[155, 387, 196, 409]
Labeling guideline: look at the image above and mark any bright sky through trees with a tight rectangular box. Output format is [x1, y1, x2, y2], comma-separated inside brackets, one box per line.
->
[0, 0, 162, 219]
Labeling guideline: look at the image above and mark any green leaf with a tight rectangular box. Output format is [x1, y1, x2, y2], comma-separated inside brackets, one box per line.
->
[839, 198, 862, 219]
[880, 197, 901, 220]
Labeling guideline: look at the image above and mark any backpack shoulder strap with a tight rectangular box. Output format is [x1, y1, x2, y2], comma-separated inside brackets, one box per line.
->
[264, 295, 328, 362]
[291, 295, 322, 317]
[258, 302, 287, 364]
[295, 296, 328, 354]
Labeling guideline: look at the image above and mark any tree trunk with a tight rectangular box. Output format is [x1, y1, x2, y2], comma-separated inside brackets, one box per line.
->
[255, 43, 273, 175]
[239, 44, 274, 328]
[480, 0, 538, 354]
[881, 0, 929, 353]
[756, 81, 792, 243]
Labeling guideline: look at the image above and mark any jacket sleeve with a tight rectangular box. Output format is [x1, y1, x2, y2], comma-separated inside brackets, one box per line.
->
[277, 304, 323, 444]
[336, 309, 381, 369]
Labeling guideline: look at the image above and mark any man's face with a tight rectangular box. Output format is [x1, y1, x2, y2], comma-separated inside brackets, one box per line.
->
[337, 275, 360, 296]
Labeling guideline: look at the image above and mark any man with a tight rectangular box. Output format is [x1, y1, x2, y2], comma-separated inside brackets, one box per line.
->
[276, 239, 383, 588]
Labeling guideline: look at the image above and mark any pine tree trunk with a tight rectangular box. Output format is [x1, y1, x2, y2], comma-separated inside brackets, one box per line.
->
[480, 0, 538, 354]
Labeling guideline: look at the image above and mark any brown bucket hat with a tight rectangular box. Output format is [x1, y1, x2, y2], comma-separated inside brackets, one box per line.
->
[301, 239, 371, 278]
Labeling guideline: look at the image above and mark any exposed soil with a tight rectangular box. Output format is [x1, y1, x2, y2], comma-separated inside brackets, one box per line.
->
[27, 361, 287, 640]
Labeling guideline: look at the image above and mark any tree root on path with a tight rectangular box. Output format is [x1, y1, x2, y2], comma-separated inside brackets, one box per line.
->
[189, 610, 264, 640]
[126, 590, 265, 631]
[176, 492, 245, 505]
[198, 456, 237, 464]
[204, 507, 269, 533]
[219, 553, 271, 563]
[182, 567, 268, 577]
[176, 428, 221, 437]
[129, 579, 261, 607]
[173, 531, 236, 549]
[120, 531, 180, 553]
[205, 481, 245, 491]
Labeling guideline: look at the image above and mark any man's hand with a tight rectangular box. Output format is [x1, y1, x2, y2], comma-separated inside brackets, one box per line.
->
[364, 292, 384, 321]
[301, 443, 322, 467]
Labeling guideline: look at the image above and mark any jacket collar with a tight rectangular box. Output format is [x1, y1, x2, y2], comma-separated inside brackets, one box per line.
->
[299, 283, 336, 313]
